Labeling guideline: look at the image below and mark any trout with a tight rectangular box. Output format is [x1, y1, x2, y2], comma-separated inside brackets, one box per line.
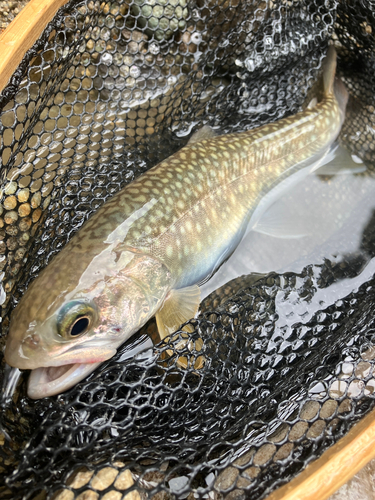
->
[5, 47, 348, 398]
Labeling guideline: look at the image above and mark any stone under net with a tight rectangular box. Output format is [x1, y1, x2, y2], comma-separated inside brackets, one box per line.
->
[1, 0, 375, 499]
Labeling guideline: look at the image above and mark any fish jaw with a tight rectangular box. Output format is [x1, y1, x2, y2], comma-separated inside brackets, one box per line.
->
[27, 361, 103, 399]
[6, 338, 118, 399]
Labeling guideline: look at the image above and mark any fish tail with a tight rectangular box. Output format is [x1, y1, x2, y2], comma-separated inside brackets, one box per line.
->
[322, 45, 337, 96]
[323, 46, 348, 123]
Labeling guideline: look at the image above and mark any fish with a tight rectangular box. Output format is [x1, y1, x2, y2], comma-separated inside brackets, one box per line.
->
[4, 47, 348, 399]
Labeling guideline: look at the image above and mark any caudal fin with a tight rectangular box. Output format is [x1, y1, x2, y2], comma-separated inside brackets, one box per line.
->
[322, 45, 337, 96]
[323, 46, 348, 122]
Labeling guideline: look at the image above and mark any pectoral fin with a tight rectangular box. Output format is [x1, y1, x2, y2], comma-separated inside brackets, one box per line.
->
[156, 285, 204, 370]
[155, 285, 201, 339]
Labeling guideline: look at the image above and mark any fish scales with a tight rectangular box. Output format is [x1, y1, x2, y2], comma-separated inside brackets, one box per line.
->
[4, 47, 348, 398]
[7, 94, 341, 338]
[68, 95, 341, 281]
[122, 93, 341, 286]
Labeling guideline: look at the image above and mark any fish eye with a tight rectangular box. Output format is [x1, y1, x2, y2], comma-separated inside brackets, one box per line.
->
[70, 317, 90, 336]
[57, 301, 96, 339]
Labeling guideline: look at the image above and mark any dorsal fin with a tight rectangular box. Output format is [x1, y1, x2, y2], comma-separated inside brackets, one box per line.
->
[188, 125, 216, 145]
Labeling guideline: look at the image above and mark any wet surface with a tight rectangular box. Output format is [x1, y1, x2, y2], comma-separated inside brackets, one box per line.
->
[201, 145, 375, 299]
[1, 0, 375, 499]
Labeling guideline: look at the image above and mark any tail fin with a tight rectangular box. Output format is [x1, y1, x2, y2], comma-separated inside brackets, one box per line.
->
[322, 45, 337, 96]
[323, 46, 348, 122]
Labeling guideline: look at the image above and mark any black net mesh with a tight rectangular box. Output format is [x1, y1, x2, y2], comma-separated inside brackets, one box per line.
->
[1, 0, 375, 498]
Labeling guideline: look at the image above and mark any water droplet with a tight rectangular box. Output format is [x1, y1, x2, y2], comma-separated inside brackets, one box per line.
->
[245, 59, 255, 72]
[167, 75, 177, 86]
[101, 53, 113, 65]
[130, 65, 140, 78]
[264, 36, 273, 49]
[191, 32, 202, 44]
[149, 42, 160, 55]
[191, 9, 200, 21]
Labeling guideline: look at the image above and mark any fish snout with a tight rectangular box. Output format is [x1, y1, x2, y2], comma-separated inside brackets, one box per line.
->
[23, 333, 42, 350]
[5, 332, 46, 370]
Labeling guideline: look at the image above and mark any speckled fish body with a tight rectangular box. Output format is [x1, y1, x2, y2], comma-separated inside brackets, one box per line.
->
[121, 102, 343, 289]
[5, 47, 347, 398]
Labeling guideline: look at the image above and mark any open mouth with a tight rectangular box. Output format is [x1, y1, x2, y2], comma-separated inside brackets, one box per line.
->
[27, 362, 103, 399]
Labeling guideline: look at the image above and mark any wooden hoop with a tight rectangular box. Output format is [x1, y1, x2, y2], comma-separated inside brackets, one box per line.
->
[0, 1, 374, 499]
[265, 406, 375, 500]
[0, 0, 69, 93]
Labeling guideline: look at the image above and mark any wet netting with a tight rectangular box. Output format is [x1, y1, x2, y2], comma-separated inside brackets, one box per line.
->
[1, 0, 375, 498]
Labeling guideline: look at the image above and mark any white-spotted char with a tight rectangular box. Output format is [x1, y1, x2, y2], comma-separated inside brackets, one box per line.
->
[5, 47, 348, 398]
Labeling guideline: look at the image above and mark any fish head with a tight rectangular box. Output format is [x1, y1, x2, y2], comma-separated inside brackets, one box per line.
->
[5, 249, 172, 399]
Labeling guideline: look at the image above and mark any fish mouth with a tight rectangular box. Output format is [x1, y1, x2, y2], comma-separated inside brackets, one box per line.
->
[27, 362, 103, 399]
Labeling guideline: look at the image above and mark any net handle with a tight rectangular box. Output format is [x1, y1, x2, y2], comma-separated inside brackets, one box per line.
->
[265, 406, 375, 500]
[0, 0, 69, 93]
